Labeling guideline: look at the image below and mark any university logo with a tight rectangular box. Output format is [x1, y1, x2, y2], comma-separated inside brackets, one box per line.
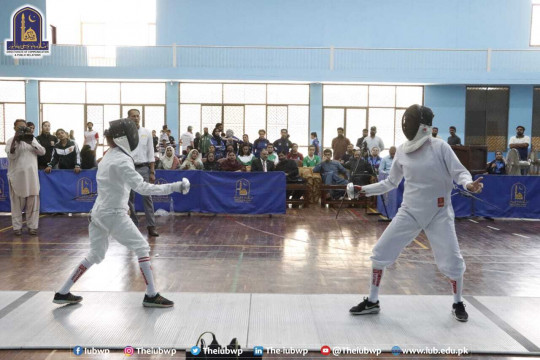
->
[76, 177, 97, 202]
[152, 178, 169, 203]
[234, 178, 252, 203]
[509, 182, 527, 208]
[4, 6, 50, 58]
[0, 178, 6, 201]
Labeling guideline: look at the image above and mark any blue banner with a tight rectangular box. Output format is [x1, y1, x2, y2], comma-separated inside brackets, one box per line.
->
[0, 169, 286, 215]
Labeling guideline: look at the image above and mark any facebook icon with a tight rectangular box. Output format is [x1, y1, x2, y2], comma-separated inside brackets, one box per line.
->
[73, 346, 83, 356]
[253, 346, 264, 356]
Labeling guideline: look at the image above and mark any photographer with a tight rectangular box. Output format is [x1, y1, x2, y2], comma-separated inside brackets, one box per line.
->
[5, 119, 46, 235]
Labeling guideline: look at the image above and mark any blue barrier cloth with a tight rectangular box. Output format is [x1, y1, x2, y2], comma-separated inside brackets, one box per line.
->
[0, 169, 286, 215]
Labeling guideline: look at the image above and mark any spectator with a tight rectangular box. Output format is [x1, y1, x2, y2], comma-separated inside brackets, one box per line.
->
[180, 126, 194, 154]
[167, 130, 176, 152]
[240, 134, 253, 154]
[331, 127, 351, 161]
[311, 132, 320, 156]
[302, 145, 321, 167]
[127, 109, 159, 237]
[447, 126, 462, 146]
[253, 129, 269, 158]
[367, 146, 382, 174]
[313, 149, 349, 199]
[273, 128, 293, 154]
[210, 128, 226, 159]
[199, 127, 213, 156]
[83, 121, 99, 167]
[45, 129, 81, 173]
[432, 127, 442, 139]
[215, 122, 226, 137]
[80, 145, 97, 169]
[340, 143, 355, 164]
[5, 119, 46, 235]
[180, 145, 193, 163]
[203, 152, 221, 171]
[225, 129, 241, 154]
[220, 151, 244, 172]
[159, 138, 167, 155]
[486, 151, 506, 175]
[160, 125, 169, 145]
[207, 144, 219, 160]
[356, 128, 369, 149]
[181, 149, 203, 170]
[152, 130, 159, 152]
[237, 144, 255, 166]
[276, 151, 305, 200]
[26, 121, 35, 134]
[363, 126, 385, 153]
[36, 120, 57, 170]
[266, 143, 279, 165]
[193, 132, 201, 152]
[379, 146, 396, 175]
[251, 149, 275, 172]
[509, 125, 530, 161]
[345, 149, 375, 186]
[287, 143, 304, 164]
[159, 146, 180, 170]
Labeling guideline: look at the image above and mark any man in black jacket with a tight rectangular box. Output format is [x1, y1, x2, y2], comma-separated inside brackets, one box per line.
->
[273, 129, 293, 155]
[251, 149, 275, 172]
[275, 151, 305, 200]
[345, 149, 374, 186]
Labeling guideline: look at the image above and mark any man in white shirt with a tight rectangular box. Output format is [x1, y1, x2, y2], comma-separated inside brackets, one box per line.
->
[127, 109, 160, 237]
[180, 126, 195, 154]
[379, 146, 396, 175]
[362, 126, 385, 153]
[5, 119, 46, 235]
[83, 122, 99, 151]
[509, 125, 530, 161]
[431, 127, 442, 139]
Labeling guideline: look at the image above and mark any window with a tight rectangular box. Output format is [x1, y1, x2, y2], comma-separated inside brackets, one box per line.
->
[322, 85, 423, 152]
[0, 80, 26, 146]
[179, 83, 310, 153]
[465, 87, 509, 151]
[40, 81, 165, 158]
[532, 1, 540, 46]
[532, 87, 540, 149]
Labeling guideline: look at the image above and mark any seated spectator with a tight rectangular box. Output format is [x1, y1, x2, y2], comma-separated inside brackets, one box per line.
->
[225, 144, 235, 157]
[379, 146, 396, 175]
[313, 149, 349, 199]
[36, 120, 58, 170]
[210, 128, 226, 159]
[276, 151, 305, 200]
[302, 145, 321, 167]
[180, 145, 193, 162]
[486, 151, 506, 175]
[152, 130, 159, 152]
[220, 151, 244, 172]
[345, 149, 374, 186]
[80, 145, 97, 169]
[367, 146, 382, 174]
[159, 138, 167, 155]
[45, 128, 81, 174]
[240, 134, 253, 154]
[251, 149, 275, 172]
[159, 146, 180, 170]
[237, 144, 255, 166]
[181, 149, 204, 170]
[340, 143, 355, 164]
[225, 129, 241, 153]
[204, 152, 221, 171]
[206, 144, 220, 160]
[287, 143, 304, 164]
[266, 143, 279, 165]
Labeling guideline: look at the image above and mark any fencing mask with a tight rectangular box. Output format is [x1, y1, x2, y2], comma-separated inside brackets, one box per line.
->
[106, 118, 139, 157]
[401, 104, 434, 153]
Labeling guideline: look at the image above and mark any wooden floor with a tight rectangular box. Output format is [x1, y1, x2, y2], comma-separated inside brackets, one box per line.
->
[1, 208, 539, 359]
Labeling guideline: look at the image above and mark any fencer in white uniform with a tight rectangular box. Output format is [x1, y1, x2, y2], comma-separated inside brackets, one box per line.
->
[347, 104, 483, 322]
[53, 119, 190, 307]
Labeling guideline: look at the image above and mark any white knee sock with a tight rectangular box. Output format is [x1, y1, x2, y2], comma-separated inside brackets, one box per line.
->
[139, 257, 157, 297]
[369, 267, 384, 303]
[451, 277, 463, 303]
[59, 258, 93, 295]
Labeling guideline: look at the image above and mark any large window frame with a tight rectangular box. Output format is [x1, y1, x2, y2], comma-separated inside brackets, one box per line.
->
[0, 80, 26, 146]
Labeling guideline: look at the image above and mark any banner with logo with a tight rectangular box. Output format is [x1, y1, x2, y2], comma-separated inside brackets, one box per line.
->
[199, 171, 286, 215]
[0, 169, 286, 215]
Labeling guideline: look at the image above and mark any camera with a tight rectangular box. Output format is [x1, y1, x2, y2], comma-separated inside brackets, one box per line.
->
[16, 126, 34, 143]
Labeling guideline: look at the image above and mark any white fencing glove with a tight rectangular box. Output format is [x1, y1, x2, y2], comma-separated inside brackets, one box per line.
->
[172, 177, 190, 194]
[346, 183, 363, 199]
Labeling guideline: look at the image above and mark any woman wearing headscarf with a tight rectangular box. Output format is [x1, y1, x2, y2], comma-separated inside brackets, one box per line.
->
[181, 149, 204, 170]
[203, 152, 221, 171]
[159, 146, 180, 170]
[210, 128, 225, 159]
[220, 151, 244, 172]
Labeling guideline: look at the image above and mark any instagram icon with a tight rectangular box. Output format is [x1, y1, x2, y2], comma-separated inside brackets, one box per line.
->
[124, 346, 135, 356]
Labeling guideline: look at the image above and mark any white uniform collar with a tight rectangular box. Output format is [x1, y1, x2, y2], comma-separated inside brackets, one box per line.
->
[402, 124, 432, 154]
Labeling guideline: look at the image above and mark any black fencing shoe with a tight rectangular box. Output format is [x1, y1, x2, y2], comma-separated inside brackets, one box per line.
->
[143, 293, 174, 308]
[349, 297, 380, 315]
[53, 292, 83, 304]
[452, 302, 468, 322]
